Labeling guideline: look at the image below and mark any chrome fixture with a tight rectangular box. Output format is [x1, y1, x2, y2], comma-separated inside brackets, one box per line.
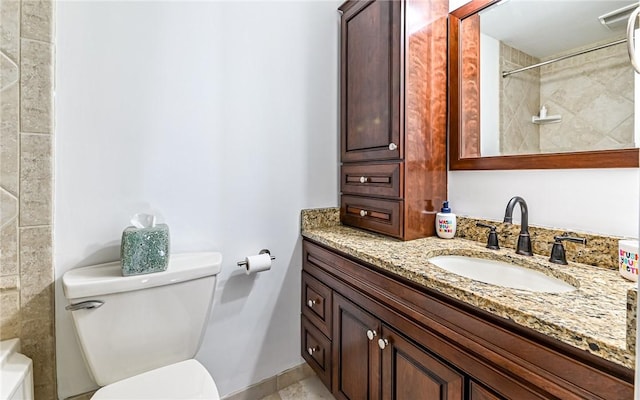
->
[549, 234, 587, 265]
[503, 196, 532, 256]
[65, 300, 104, 311]
[476, 222, 499, 250]
[600, 3, 637, 30]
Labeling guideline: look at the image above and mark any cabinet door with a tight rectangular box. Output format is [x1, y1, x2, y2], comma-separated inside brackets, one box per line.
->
[341, 0, 401, 163]
[380, 326, 464, 400]
[333, 293, 381, 400]
[469, 381, 504, 400]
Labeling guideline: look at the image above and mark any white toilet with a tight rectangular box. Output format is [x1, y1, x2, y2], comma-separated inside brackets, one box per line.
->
[62, 252, 223, 399]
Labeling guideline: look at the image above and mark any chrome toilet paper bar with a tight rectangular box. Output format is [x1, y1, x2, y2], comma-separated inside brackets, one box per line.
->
[237, 249, 276, 267]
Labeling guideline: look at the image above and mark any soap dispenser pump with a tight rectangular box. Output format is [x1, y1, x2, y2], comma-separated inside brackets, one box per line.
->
[436, 201, 456, 239]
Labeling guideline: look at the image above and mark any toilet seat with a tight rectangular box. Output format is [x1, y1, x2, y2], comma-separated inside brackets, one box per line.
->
[91, 359, 220, 400]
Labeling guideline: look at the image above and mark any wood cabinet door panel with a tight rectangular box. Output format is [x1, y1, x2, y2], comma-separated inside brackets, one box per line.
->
[341, 0, 401, 162]
[470, 381, 504, 400]
[381, 326, 463, 400]
[341, 195, 402, 238]
[302, 271, 333, 338]
[333, 293, 381, 400]
[301, 315, 332, 388]
[341, 162, 403, 198]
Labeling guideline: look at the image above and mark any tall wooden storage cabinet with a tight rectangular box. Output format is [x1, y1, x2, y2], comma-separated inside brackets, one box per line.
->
[339, 0, 448, 240]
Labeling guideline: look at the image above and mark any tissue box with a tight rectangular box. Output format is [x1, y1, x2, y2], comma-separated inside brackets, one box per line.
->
[120, 224, 170, 276]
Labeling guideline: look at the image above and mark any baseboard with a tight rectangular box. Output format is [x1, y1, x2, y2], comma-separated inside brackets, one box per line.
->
[222, 362, 315, 400]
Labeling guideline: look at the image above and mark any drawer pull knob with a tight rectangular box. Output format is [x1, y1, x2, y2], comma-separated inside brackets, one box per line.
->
[366, 330, 377, 340]
[388, 143, 397, 151]
[359, 176, 368, 183]
[307, 346, 318, 356]
[360, 210, 368, 217]
[378, 338, 389, 350]
[307, 299, 318, 308]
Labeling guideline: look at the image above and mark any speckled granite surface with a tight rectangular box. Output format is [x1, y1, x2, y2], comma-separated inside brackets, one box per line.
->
[300, 208, 637, 369]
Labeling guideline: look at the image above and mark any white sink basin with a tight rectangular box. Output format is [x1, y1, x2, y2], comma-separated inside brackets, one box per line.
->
[428, 255, 576, 293]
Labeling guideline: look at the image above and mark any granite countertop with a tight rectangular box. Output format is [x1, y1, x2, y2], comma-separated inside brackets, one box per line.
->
[301, 217, 637, 370]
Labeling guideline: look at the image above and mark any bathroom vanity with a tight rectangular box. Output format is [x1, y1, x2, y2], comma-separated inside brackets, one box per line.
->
[300, 214, 635, 399]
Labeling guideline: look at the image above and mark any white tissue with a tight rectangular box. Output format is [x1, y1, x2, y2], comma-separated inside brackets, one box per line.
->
[130, 213, 156, 229]
[243, 253, 272, 275]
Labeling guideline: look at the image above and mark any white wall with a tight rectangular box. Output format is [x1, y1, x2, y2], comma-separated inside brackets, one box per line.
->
[479, 33, 500, 157]
[54, 1, 339, 398]
[449, 169, 639, 237]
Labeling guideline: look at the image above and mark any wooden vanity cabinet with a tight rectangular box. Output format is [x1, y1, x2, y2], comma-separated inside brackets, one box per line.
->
[339, 0, 448, 240]
[300, 239, 634, 400]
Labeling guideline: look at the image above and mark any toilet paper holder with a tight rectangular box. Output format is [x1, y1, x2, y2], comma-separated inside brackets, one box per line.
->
[237, 249, 276, 267]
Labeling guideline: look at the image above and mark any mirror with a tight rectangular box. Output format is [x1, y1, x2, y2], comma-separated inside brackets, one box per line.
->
[449, 0, 640, 169]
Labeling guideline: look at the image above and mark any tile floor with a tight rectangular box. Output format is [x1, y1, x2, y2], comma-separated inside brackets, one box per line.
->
[260, 375, 335, 400]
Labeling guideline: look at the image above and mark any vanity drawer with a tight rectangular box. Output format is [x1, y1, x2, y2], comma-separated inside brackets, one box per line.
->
[341, 195, 402, 238]
[302, 271, 332, 338]
[301, 315, 331, 388]
[341, 162, 402, 198]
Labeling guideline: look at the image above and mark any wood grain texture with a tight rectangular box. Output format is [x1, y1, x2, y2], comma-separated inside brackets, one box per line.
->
[301, 315, 332, 389]
[448, 0, 640, 170]
[341, 0, 401, 163]
[403, 0, 448, 240]
[332, 293, 381, 400]
[460, 13, 480, 158]
[303, 240, 635, 400]
[381, 325, 464, 400]
[340, 0, 448, 240]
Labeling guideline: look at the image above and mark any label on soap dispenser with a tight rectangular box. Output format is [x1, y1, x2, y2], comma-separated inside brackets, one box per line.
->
[436, 215, 456, 239]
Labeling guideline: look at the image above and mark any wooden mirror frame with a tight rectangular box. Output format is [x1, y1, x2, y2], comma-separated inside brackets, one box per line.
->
[449, 0, 640, 170]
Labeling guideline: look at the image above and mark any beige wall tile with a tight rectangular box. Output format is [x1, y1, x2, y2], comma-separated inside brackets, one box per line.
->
[0, 187, 17, 226]
[20, 39, 52, 133]
[1, 0, 55, 397]
[1, 51, 18, 89]
[21, 319, 55, 385]
[20, 134, 52, 225]
[0, 0, 20, 62]
[19, 225, 52, 293]
[0, 274, 17, 290]
[0, 218, 18, 275]
[21, 0, 53, 43]
[0, 289, 20, 339]
[1, 83, 19, 195]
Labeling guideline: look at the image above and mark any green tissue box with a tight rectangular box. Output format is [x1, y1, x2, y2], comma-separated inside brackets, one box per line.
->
[120, 224, 170, 276]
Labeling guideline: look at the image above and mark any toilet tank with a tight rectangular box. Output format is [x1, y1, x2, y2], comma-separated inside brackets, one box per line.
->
[62, 252, 222, 387]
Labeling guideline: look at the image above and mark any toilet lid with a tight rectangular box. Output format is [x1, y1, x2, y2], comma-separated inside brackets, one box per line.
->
[91, 359, 220, 400]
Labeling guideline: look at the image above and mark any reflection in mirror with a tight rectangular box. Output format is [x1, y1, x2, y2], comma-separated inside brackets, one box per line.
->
[469, 0, 638, 157]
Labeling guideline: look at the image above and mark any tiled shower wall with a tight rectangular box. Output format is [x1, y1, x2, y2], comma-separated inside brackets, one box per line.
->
[499, 43, 540, 155]
[1, 0, 56, 399]
[539, 41, 634, 153]
[499, 40, 634, 155]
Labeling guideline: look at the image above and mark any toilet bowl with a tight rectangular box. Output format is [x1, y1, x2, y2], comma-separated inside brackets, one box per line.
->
[62, 252, 223, 399]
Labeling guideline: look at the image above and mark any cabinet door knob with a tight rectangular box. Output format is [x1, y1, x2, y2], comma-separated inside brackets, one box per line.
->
[307, 346, 318, 356]
[378, 338, 389, 350]
[360, 210, 368, 217]
[359, 176, 368, 183]
[366, 330, 377, 340]
[388, 143, 397, 151]
[307, 299, 317, 308]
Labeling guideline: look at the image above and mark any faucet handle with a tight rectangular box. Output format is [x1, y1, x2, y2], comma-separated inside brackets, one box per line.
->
[549, 235, 587, 265]
[476, 223, 500, 250]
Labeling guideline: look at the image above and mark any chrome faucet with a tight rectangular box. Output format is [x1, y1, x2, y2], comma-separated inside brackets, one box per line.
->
[503, 196, 533, 256]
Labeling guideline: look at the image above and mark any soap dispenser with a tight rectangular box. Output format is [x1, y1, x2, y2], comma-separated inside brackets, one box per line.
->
[436, 201, 456, 239]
